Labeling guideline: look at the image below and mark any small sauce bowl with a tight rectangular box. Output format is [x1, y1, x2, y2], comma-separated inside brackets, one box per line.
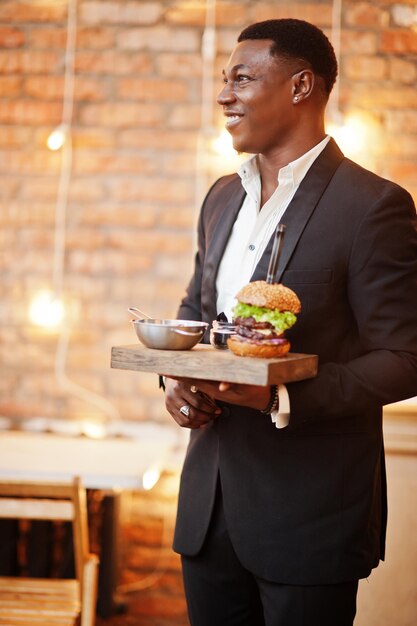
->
[210, 320, 236, 350]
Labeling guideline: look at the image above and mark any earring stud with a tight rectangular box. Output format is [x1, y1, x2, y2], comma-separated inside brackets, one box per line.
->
[293, 96, 299, 102]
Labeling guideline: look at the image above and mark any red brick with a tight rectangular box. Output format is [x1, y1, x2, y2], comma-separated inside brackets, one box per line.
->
[164, 3, 205, 27]
[0, 101, 62, 125]
[106, 229, 192, 254]
[348, 85, 417, 109]
[381, 0, 417, 4]
[383, 162, 417, 184]
[0, 201, 54, 225]
[79, 102, 165, 128]
[0, 50, 61, 74]
[75, 50, 153, 75]
[166, 2, 248, 27]
[159, 207, 195, 229]
[117, 77, 188, 102]
[76, 27, 115, 49]
[76, 204, 157, 228]
[68, 249, 153, 276]
[167, 104, 201, 129]
[345, 2, 388, 27]
[20, 179, 58, 200]
[0, 176, 20, 200]
[216, 29, 240, 54]
[29, 27, 66, 49]
[118, 128, 196, 151]
[341, 31, 378, 54]
[0, 2, 67, 21]
[162, 152, 196, 176]
[156, 52, 202, 78]
[0, 149, 61, 174]
[24, 76, 64, 99]
[71, 128, 116, 149]
[385, 136, 417, 158]
[344, 55, 387, 80]
[0, 26, 25, 47]
[381, 30, 417, 54]
[0, 76, 22, 97]
[384, 111, 417, 134]
[72, 151, 157, 174]
[106, 177, 194, 204]
[117, 26, 200, 52]
[389, 58, 417, 85]
[69, 180, 107, 202]
[80, 1, 163, 25]
[249, 2, 333, 26]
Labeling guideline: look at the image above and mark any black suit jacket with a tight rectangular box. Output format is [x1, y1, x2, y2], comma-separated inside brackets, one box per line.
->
[173, 139, 417, 584]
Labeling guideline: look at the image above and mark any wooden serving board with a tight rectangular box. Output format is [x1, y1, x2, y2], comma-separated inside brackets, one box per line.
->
[111, 343, 318, 386]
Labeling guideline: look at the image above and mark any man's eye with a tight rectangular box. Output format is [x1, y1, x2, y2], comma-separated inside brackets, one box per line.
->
[236, 75, 251, 83]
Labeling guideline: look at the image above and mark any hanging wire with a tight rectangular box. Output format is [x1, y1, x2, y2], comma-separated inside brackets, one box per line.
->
[50, 0, 121, 423]
[329, 0, 343, 122]
[52, 0, 76, 298]
[194, 0, 217, 213]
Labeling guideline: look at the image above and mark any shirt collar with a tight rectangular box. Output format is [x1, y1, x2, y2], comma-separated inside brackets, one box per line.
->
[238, 135, 331, 188]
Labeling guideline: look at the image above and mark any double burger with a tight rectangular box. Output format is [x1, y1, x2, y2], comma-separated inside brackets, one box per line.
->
[227, 280, 301, 358]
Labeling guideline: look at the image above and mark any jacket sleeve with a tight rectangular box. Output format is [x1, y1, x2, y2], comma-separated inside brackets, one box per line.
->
[287, 186, 417, 427]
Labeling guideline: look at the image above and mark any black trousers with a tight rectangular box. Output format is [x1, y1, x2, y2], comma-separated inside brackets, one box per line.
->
[181, 487, 358, 626]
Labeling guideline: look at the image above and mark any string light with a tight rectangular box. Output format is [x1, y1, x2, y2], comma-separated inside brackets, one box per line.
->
[325, 0, 378, 165]
[47, 124, 68, 151]
[28, 0, 123, 427]
[29, 290, 65, 328]
[30, 0, 77, 327]
[142, 466, 161, 491]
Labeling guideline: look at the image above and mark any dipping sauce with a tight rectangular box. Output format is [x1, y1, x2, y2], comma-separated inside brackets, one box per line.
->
[210, 320, 236, 350]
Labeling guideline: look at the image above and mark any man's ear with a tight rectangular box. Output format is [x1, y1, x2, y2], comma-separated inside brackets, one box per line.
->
[291, 69, 315, 103]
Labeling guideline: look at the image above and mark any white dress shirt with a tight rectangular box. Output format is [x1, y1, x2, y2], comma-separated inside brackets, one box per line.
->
[215, 136, 330, 428]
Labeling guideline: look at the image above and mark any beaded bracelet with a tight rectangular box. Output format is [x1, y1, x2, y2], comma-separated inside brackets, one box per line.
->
[260, 384, 279, 414]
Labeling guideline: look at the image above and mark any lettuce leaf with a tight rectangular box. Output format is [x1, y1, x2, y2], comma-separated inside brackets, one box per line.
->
[232, 302, 297, 333]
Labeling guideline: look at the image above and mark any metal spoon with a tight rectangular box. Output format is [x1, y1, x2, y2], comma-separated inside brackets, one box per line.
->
[128, 307, 206, 336]
[128, 306, 152, 319]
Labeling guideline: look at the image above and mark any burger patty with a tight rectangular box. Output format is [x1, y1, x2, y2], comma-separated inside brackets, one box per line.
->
[235, 316, 282, 341]
[235, 316, 273, 329]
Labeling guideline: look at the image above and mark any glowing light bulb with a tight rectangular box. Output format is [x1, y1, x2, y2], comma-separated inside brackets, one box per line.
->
[47, 125, 67, 151]
[326, 113, 378, 162]
[211, 129, 236, 157]
[29, 290, 65, 328]
[82, 421, 106, 439]
[142, 467, 161, 490]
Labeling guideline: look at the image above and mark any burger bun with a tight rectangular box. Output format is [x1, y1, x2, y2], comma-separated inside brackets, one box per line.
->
[227, 335, 291, 358]
[236, 280, 301, 314]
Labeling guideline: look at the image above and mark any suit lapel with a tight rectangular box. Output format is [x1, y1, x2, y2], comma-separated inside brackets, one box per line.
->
[201, 178, 245, 323]
[252, 139, 345, 284]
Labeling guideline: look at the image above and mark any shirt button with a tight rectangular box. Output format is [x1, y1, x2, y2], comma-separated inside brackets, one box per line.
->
[248, 244, 255, 251]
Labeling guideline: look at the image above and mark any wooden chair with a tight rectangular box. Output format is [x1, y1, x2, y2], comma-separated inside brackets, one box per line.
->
[0, 476, 99, 626]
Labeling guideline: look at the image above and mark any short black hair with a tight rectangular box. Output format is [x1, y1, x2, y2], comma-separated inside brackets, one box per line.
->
[238, 19, 338, 95]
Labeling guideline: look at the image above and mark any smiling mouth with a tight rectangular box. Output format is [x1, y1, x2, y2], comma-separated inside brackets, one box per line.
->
[225, 114, 243, 128]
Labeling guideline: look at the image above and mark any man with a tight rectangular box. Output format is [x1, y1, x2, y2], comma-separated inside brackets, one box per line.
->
[163, 19, 417, 626]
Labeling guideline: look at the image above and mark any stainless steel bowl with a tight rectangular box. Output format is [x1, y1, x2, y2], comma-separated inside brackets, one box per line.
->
[132, 319, 208, 350]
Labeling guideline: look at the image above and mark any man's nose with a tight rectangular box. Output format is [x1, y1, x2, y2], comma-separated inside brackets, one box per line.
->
[217, 82, 235, 105]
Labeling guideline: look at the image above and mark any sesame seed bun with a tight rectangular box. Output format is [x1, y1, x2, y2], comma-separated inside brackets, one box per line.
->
[235, 280, 301, 314]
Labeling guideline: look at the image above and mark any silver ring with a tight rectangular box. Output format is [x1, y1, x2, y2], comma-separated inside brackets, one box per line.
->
[179, 405, 191, 417]
[190, 385, 198, 393]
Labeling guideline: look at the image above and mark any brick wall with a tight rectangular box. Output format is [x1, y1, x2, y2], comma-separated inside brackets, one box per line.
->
[0, 0, 416, 426]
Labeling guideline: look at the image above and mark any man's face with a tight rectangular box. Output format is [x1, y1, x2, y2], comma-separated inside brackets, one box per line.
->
[217, 39, 298, 156]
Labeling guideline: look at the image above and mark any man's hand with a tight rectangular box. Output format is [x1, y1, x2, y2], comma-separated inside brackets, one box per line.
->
[164, 377, 221, 429]
[164, 376, 272, 429]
